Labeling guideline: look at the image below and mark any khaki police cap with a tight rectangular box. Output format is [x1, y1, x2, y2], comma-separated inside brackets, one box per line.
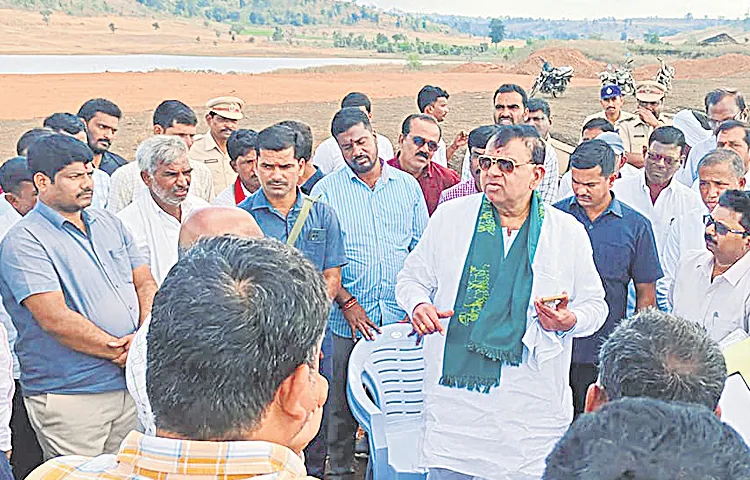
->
[635, 81, 666, 102]
[206, 96, 245, 120]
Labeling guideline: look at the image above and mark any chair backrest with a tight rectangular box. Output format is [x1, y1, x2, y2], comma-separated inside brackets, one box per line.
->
[355, 324, 425, 424]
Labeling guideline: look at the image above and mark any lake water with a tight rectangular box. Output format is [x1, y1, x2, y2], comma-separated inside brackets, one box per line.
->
[0, 54, 415, 75]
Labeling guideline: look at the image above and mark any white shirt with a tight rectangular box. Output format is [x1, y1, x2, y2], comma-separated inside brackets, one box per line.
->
[312, 134, 394, 174]
[671, 249, 750, 342]
[557, 163, 640, 202]
[126, 316, 153, 435]
[0, 200, 20, 380]
[675, 135, 717, 186]
[395, 194, 607, 479]
[432, 139, 449, 167]
[107, 161, 216, 214]
[91, 168, 111, 209]
[660, 207, 709, 311]
[117, 193, 208, 285]
[212, 182, 251, 207]
[0, 325, 13, 452]
[612, 172, 704, 253]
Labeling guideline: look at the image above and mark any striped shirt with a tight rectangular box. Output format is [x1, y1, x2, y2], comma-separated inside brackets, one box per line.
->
[311, 162, 428, 338]
[438, 178, 479, 206]
[27, 431, 317, 479]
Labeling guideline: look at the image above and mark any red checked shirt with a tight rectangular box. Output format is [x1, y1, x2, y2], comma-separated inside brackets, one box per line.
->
[387, 156, 459, 216]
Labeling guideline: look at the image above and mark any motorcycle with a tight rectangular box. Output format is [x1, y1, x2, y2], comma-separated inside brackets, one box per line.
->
[654, 57, 675, 93]
[530, 59, 574, 98]
[598, 58, 635, 96]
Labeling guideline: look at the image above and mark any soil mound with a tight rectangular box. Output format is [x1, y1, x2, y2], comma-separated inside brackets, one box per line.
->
[515, 47, 607, 78]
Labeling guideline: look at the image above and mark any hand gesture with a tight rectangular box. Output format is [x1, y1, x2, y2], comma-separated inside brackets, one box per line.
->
[451, 131, 469, 150]
[108, 333, 135, 367]
[637, 107, 660, 128]
[343, 303, 381, 341]
[533, 292, 577, 333]
[411, 303, 453, 342]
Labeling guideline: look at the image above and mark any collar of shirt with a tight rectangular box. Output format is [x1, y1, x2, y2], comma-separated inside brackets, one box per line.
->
[34, 200, 96, 230]
[637, 170, 676, 196]
[704, 250, 750, 287]
[388, 155, 438, 179]
[345, 158, 391, 186]
[567, 193, 623, 220]
[248, 188, 304, 218]
[34, 431, 312, 479]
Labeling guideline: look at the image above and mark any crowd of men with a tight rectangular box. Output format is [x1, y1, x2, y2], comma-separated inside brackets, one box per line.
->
[0, 77, 749, 480]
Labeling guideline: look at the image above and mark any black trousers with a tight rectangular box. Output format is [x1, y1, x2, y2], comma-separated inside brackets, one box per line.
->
[326, 334, 358, 479]
[10, 381, 43, 479]
[569, 363, 598, 418]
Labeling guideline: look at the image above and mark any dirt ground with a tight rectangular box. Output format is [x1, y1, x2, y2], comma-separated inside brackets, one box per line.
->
[0, 68, 747, 170]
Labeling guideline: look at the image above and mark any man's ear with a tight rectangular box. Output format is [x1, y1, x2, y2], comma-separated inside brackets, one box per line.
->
[275, 363, 316, 423]
[619, 153, 628, 170]
[153, 125, 165, 135]
[522, 108, 530, 122]
[584, 383, 608, 413]
[740, 177, 747, 190]
[715, 405, 722, 418]
[140, 170, 152, 188]
[32, 172, 49, 192]
[642, 145, 648, 158]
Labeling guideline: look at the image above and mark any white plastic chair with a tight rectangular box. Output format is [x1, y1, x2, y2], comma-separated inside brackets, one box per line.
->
[346, 323, 428, 480]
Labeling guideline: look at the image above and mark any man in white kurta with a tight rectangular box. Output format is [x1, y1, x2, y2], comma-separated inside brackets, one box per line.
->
[396, 125, 607, 479]
[117, 136, 208, 285]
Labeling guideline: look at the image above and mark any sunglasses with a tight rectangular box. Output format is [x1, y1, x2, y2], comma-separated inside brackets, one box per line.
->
[411, 136, 439, 152]
[646, 152, 682, 168]
[477, 155, 533, 173]
[704, 214, 749, 237]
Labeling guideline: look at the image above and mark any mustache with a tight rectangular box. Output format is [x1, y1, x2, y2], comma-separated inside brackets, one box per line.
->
[76, 189, 93, 198]
[705, 233, 716, 245]
[267, 181, 288, 187]
[416, 151, 429, 160]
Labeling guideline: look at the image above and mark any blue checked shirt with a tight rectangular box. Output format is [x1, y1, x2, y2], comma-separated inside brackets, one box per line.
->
[311, 162, 429, 338]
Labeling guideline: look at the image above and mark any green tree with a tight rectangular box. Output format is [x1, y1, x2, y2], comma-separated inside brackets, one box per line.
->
[488, 18, 505, 48]
[643, 33, 661, 44]
[272, 26, 284, 41]
[152, 21, 160, 31]
[108, 22, 116, 33]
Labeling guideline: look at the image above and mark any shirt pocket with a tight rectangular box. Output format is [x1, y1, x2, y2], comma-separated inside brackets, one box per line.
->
[302, 229, 327, 270]
[108, 246, 134, 284]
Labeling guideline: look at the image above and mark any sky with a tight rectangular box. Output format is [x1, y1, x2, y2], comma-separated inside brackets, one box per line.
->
[359, 0, 750, 21]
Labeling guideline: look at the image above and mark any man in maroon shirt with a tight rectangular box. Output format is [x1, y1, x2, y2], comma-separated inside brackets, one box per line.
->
[388, 114, 459, 215]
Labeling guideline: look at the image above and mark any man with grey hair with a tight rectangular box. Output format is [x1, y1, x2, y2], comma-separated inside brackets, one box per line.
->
[585, 308, 726, 413]
[118, 135, 209, 285]
[396, 124, 607, 478]
[660, 149, 747, 310]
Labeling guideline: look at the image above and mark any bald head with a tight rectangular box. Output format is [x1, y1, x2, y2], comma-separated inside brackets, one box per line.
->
[178, 207, 263, 252]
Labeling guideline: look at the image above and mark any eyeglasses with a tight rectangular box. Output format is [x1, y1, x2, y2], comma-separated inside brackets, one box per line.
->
[646, 152, 682, 168]
[704, 214, 749, 237]
[410, 136, 439, 152]
[708, 112, 744, 130]
[477, 155, 533, 173]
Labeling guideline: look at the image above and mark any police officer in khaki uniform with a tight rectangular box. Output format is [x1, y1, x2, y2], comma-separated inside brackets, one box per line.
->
[189, 96, 245, 192]
[618, 81, 673, 169]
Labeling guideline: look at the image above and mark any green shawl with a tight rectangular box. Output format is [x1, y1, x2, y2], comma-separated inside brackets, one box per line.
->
[440, 192, 544, 393]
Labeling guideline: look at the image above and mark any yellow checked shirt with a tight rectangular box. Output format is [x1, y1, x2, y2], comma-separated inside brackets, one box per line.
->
[27, 431, 318, 480]
[188, 132, 235, 193]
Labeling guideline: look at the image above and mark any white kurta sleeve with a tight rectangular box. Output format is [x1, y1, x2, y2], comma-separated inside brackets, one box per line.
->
[658, 219, 681, 311]
[0, 325, 14, 452]
[565, 221, 608, 338]
[396, 215, 440, 318]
